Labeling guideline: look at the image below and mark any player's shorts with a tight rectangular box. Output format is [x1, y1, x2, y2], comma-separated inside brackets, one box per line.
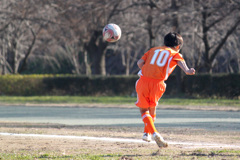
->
[135, 76, 166, 108]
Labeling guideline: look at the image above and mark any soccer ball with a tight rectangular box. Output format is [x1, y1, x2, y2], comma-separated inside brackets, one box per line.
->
[102, 23, 121, 43]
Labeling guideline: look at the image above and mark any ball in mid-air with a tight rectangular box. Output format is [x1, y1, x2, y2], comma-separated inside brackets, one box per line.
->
[102, 23, 121, 43]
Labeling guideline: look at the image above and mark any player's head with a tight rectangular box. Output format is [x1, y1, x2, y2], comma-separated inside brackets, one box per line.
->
[164, 32, 183, 50]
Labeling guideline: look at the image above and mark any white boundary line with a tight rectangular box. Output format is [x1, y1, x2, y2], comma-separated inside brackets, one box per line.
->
[0, 132, 239, 149]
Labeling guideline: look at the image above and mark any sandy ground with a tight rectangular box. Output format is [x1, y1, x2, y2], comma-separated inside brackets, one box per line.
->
[0, 123, 240, 159]
[0, 104, 239, 159]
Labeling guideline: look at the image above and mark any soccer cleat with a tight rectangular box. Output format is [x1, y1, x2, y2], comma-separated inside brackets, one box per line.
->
[153, 132, 168, 148]
[142, 133, 151, 142]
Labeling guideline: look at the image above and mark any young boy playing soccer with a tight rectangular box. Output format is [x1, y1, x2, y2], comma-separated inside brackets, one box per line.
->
[135, 32, 195, 148]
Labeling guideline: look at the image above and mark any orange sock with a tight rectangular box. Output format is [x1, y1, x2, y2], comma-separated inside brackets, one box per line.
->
[151, 113, 156, 122]
[144, 113, 156, 133]
[142, 112, 157, 134]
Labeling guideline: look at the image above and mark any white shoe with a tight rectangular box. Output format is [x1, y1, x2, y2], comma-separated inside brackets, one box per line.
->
[153, 132, 168, 148]
[142, 133, 151, 142]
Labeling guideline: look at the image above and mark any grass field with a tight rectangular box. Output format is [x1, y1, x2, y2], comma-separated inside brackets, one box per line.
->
[0, 96, 239, 107]
[0, 149, 240, 160]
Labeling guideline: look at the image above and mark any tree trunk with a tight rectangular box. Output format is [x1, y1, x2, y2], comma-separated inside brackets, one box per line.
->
[147, 15, 155, 48]
[100, 50, 106, 76]
[125, 49, 130, 76]
[171, 0, 182, 93]
[84, 30, 107, 75]
[8, 38, 18, 74]
[84, 51, 91, 76]
[18, 28, 37, 73]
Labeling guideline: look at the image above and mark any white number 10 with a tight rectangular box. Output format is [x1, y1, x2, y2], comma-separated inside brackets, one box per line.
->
[150, 49, 170, 67]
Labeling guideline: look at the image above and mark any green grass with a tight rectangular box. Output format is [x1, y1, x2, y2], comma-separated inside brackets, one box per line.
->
[0, 96, 239, 107]
[0, 150, 239, 160]
[0, 153, 122, 160]
[211, 149, 240, 154]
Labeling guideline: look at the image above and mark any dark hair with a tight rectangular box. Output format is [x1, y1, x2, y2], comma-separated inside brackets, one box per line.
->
[164, 32, 183, 49]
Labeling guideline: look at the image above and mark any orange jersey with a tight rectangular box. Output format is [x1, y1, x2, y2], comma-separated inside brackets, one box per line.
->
[141, 46, 184, 80]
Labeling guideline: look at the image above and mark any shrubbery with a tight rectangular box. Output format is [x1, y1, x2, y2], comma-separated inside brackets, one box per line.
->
[0, 74, 239, 98]
[183, 74, 240, 98]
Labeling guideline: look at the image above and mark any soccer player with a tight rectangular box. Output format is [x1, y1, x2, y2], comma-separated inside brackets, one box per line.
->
[135, 32, 195, 148]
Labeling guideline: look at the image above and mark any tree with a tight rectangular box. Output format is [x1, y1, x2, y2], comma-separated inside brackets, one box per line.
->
[1, 0, 239, 75]
[0, 0, 57, 74]
[114, 0, 169, 75]
[50, 0, 126, 75]
[195, 0, 240, 73]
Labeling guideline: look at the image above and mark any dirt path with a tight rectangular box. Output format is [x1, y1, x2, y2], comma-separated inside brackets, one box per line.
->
[0, 124, 240, 159]
[0, 103, 239, 159]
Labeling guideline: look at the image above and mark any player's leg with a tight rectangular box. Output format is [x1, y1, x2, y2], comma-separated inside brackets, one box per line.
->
[149, 107, 156, 122]
[136, 78, 167, 147]
[148, 81, 168, 148]
[135, 78, 152, 142]
[135, 77, 155, 133]
[139, 107, 158, 135]
[142, 107, 156, 142]
[142, 106, 167, 148]
[142, 110, 151, 142]
[140, 107, 167, 148]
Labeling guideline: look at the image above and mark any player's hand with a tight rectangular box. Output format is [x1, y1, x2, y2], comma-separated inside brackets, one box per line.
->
[186, 68, 195, 75]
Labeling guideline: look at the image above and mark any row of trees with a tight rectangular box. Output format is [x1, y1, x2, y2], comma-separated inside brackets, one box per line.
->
[0, 0, 240, 75]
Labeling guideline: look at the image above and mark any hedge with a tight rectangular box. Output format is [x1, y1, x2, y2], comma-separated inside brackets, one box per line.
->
[0, 74, 239, 98]
[0, 75, 138, 96]
[183, 74, 240, 98]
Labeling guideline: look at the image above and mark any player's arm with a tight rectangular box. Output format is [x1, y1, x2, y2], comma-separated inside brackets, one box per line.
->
[137, 59, 145, 69]
[177, 60, 195, 75]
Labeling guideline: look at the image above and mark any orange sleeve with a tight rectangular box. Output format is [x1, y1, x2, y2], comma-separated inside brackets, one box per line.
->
[173, 53, 184, 61]
[141, 49, 151, 61]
